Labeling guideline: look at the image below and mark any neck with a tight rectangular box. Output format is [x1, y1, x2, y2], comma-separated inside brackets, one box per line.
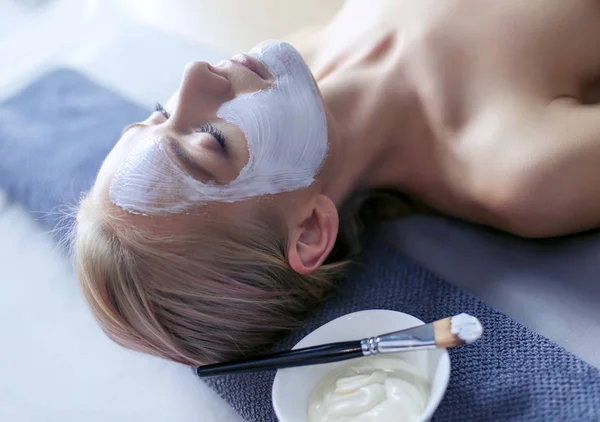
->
[316, 62, 431, 207]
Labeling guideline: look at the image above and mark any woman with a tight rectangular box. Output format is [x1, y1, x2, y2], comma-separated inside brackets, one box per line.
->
[74, 0, 600, 365]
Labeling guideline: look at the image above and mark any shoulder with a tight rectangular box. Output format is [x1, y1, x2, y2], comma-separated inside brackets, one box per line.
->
[452, 97, 546, 206]
[458, 96, 545, 161]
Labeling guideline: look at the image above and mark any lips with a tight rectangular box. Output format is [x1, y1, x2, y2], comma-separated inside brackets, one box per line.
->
[231, 53, 268, 80]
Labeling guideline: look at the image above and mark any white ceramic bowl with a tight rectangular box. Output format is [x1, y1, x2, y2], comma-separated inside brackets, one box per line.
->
[272, 310, 450, 422]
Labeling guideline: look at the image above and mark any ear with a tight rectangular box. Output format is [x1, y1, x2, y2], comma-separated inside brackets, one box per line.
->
[287, 195, 339, 275]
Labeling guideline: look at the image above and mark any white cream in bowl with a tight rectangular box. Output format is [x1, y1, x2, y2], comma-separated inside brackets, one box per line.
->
[272, 310, 451, 422]
[308, 355, 430, 422]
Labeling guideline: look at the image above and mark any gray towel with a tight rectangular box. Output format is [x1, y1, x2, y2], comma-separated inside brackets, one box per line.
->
[1, 70, 598, 421]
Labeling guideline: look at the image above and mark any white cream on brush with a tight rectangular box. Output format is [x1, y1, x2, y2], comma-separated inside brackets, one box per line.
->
[450, 313, 483, 344]
[308, 356, 430, 422]
[109, 41, 328, 214]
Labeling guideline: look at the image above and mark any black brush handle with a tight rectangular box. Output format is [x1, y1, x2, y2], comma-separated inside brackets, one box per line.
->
[196, 341, 363, 377]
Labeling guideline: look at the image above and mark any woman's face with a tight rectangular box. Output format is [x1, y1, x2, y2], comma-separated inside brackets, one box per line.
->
[93, 42, 329, 216]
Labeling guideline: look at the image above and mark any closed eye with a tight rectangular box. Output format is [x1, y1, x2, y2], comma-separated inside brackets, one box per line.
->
[155, 102, 226, 150]
[196, 123, 227, 150]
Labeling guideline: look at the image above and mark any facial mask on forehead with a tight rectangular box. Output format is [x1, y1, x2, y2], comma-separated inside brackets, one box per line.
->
[110, 41, 328, 215]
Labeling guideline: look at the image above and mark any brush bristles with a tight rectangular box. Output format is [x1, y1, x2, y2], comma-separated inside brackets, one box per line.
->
[434, 317, 465, 349]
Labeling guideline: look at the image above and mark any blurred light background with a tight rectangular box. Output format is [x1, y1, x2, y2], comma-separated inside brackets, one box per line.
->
[2, 0, 344, 55]
[0, 0, 345, 104]
[117, 0, 344, 54]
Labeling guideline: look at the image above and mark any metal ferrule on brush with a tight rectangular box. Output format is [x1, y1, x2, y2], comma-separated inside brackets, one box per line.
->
[360, 324, 436, 356]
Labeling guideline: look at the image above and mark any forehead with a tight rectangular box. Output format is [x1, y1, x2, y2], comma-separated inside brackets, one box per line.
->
[95, 89, 181, 190]
[92, 126, 145, 204]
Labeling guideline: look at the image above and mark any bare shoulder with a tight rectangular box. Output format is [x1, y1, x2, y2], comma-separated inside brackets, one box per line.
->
[456, 96, 544, 189]
[456, 96, 600, 237]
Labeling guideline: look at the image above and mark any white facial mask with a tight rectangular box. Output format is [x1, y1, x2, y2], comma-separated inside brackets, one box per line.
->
[109, 41, 328, 215]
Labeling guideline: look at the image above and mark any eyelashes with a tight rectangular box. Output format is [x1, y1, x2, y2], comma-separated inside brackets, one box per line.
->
[155, 102, 170, 119]
[196, 123, 227, 149]
[154, 102, 227, 150]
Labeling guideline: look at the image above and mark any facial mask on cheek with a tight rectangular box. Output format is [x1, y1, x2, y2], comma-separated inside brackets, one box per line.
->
[214, 41, 329, 201]
[110, 41, 328, 214]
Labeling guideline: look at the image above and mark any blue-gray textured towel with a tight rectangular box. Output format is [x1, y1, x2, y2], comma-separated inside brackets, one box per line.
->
[0, 70, 598, 421]
[0, 69, 148, 239]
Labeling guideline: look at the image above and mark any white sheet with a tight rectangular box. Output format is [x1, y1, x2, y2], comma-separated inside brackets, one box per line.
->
[0, 195, 242, 422]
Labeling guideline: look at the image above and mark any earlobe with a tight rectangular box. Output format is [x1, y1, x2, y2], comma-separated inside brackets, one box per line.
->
[287, 195, 339, 275]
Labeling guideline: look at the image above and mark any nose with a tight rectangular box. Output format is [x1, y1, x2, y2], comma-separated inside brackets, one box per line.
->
[168, 61, 233, 131]
[181, 60, 232, 94]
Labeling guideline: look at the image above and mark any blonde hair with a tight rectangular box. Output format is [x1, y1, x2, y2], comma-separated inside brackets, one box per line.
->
[73, 195, 351, 365]
[72, 188, 420, 366]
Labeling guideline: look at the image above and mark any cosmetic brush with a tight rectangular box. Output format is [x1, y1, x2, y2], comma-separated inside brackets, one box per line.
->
[196, 313, 482, 377]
